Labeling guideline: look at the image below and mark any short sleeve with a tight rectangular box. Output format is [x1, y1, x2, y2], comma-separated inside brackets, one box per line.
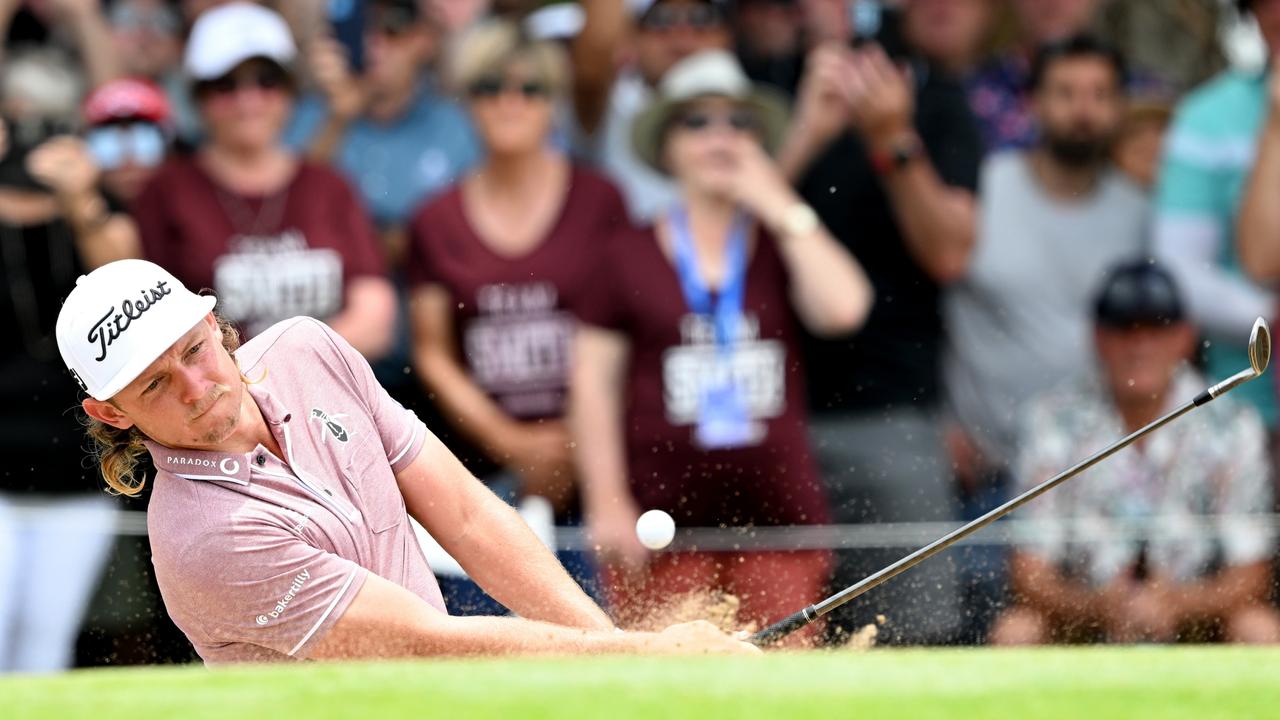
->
[404, 193, 451, 288]
[155, 522, 369, 660]
[316, 320, 430, 473]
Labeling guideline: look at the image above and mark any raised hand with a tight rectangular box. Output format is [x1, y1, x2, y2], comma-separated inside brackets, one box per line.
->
[26, 135, 100, 198]
[309, 36, 366, 122]
[845, 44, 915, 150]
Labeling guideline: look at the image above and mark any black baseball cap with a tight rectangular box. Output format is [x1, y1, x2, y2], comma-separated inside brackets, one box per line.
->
[1093, 259, 1186, 329]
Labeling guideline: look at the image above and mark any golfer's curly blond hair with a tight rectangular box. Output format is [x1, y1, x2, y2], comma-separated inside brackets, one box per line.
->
[84, 313, 242, 497]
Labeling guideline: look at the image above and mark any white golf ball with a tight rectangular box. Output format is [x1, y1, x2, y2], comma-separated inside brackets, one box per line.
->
[635, 509, 676, 550]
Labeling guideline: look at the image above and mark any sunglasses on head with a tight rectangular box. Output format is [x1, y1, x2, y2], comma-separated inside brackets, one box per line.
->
[197, 64, 289, 97]
[640, 3, 724, 31]
[467, 77, 551, 100]
[674, 108, 759, 133]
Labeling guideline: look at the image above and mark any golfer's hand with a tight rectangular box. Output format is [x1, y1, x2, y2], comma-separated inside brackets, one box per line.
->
[642, 621, 762, 655]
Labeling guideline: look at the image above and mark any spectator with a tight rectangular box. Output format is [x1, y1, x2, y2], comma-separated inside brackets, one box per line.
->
[591, 0, 732, 222]
[1111, 97, 1171, 190]
[774, 10, 982, 643]
[570, 50, 872, 644]
[1156, 0, 1279, 429]
[734, 0, 804, 92]
[131, 3, 395, 356]
[0, 0, 121, 90]
[991, 260, 1280, 645]
[406, 20, 628, 609]
[1094, 0, 1227, 96]
[902, 0, 994, 79]
[969, 0, 1101, 152]
[946, 34, 1147, 525]
[25, 78, 173, 266]
[0, 49, 134, 672]
[287, 0, 481, 259]
[106, 0, 201, 146]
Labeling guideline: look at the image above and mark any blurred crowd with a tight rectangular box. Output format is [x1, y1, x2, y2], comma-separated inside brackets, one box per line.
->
[4, 0, 1280, 669]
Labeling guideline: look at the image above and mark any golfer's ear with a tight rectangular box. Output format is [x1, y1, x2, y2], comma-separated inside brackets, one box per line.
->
[83, 397, 135, 430]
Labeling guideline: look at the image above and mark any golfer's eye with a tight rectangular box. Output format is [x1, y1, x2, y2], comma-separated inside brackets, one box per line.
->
[142, 377, 161, 395]
[187, 342, 204, 358]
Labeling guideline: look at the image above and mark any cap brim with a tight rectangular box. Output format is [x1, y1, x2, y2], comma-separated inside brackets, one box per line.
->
[631, 87, 791, 176]
[91, 296, 217, 401]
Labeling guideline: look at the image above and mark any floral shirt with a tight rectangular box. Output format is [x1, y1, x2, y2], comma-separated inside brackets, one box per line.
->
[1014, 368, 1274, 586]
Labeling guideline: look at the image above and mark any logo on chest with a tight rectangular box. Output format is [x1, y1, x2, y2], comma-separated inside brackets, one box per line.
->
[310, 408, 352, 443]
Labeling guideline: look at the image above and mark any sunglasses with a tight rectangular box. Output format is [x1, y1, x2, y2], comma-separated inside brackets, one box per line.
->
[367, 7, 418, 36]
[674, 109, 759, 133]
[86, 123, 167, 171]
[640, 4, 725, 31]
[197, 65, 290, 97]
[467, 77, 551, 100]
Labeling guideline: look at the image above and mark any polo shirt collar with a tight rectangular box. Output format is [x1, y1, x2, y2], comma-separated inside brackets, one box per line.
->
[144, 384, 292, 485]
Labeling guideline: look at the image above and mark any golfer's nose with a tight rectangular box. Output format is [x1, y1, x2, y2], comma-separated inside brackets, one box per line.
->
[174, 365, 208, 405]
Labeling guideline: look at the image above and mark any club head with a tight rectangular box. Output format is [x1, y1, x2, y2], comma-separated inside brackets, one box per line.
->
[1249, 317, 1271, 377]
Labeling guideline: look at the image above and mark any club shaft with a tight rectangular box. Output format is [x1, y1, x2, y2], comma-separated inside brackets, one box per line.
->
[750, 395, 1205, 646]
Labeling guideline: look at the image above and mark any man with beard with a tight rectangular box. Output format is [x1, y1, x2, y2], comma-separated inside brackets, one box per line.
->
[943, 35, 1147, 544]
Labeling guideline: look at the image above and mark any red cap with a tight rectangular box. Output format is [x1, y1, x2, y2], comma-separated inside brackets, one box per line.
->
[82, 78, 172, 127]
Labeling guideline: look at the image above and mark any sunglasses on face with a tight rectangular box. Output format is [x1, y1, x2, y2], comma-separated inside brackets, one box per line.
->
[674, 109, 759, 133]
[109, 6, 180, 34]
[197, 65, 289, 97]
[640, 4, 725, 31]
[367, 7, 418, 37]
[86, 123, 167, 170]
[467, 77, 551, 100]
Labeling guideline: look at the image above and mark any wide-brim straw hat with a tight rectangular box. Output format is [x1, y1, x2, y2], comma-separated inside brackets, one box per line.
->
[631, 49, 790, 176]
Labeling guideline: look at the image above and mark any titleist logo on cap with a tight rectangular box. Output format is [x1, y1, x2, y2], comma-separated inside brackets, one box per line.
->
[88, 280, 173, 362]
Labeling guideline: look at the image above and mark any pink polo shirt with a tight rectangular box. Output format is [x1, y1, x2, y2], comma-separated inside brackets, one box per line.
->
[145, 317, 447, 665]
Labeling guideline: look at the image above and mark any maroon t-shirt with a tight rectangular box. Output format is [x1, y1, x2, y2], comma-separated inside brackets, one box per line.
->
[574, 224, 829, 527]
[406, 166, 627, 420]
[132, 155, 386, 338]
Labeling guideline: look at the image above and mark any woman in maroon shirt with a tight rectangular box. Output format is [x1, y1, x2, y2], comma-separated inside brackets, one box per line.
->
[569, 50, 873, 642]
[407, 21, 627, 511]
[131, 4, 394, 355]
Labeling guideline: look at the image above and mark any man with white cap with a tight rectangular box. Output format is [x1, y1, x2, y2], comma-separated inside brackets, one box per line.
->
[58, 259, 756, 663]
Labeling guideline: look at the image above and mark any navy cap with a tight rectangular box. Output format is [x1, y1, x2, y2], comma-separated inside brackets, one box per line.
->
[1093, 259, 1186, 329]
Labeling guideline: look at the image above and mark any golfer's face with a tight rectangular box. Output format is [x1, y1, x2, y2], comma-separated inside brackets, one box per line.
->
[112, 314, 246, 449]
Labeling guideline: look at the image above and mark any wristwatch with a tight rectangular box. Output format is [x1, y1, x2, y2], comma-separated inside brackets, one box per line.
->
[870, 133, 924, 177]
[779, 203, 819, 238]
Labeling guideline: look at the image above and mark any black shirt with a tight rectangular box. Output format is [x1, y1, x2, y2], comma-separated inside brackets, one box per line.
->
[798, 61, 982, 414]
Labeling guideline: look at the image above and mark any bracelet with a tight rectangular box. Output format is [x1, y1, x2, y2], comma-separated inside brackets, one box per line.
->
[778, 203, 819, 238]
[870, 133, 924, 178]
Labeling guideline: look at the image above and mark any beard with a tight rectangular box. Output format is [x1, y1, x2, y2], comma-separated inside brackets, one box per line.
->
[1044, 131, 1113, 169]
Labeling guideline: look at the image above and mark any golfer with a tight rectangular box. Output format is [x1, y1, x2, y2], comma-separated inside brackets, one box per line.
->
[55, 259, 756, 664]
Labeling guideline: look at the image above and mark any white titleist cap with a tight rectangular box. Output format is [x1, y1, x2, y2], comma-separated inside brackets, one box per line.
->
[184, 2, 297, 81]
[56, 259, 217, 401]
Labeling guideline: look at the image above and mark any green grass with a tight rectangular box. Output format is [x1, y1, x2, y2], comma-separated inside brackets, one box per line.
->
[6, 646, 1279, 719]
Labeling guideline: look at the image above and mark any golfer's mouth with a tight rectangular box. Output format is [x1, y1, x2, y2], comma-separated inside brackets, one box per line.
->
[190, 391, 223, 421]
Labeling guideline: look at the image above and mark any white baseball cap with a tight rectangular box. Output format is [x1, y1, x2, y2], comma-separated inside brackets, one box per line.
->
[184, 2, 297, 81]
[56, 260, 217, 401]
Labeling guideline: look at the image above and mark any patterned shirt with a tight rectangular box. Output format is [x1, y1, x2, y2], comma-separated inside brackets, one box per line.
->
[1014, 369, 1273, 586]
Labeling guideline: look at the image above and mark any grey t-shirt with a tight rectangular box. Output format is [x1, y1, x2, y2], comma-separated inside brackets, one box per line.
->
[944, 151, 1150, 468]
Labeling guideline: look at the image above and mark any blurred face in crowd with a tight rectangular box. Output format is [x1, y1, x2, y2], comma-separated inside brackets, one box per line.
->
[1247, 0, 1280, 55]
[663, 96, 763, 198]
[1112, 112, 1169, 189]
[796, 0, 850, 47]
[904, 0, 991, 73]
[88, 121, 168, 202]
[109, 0, 183, 80]
[466, 60, 555, 156]
[84, 314, 249, 452]
[364, 2, 437, 97]
[1012, 0, 1097, 47]
[635, 0, 732, 86]
[1033, 55, 1123, 168]
[1095, 322, 1195, 407]
[195, 59, 293, 154]
[736, 0, 802, 60]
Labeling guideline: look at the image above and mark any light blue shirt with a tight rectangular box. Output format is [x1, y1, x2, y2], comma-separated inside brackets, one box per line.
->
[285, 82, 482, 227]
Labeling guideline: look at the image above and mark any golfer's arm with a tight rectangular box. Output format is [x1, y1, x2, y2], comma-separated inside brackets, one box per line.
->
[396, 433, 615, 631]
[1169, 561, 1273, 621]
[1009, 551, 1105, 622]
[309, 571, 631, 659]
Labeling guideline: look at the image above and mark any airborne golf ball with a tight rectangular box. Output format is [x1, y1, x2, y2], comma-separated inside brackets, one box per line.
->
[635, 509, 676, 550]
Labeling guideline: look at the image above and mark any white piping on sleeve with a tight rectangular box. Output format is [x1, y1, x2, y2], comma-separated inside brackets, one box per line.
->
[387, 420, 423, 467]
[288, 565, 360, 657]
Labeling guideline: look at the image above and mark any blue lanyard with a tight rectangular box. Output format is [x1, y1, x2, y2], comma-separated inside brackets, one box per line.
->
[669, 206, 749, 353]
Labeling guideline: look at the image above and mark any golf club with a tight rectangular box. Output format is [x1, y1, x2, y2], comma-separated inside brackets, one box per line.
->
[749, 317, 1273, 647]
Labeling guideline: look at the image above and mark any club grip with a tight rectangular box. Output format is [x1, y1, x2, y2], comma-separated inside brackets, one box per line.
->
[749, 606, 815, 646]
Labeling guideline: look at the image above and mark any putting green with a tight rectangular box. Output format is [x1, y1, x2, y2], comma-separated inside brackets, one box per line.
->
[7, 645, 1278, 720]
